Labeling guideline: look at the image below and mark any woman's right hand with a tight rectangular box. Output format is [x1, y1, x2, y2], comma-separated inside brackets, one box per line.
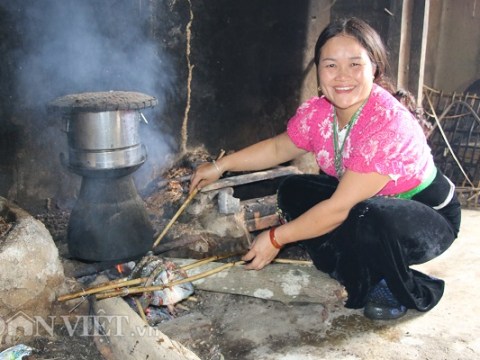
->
[189, 161, 224, 194]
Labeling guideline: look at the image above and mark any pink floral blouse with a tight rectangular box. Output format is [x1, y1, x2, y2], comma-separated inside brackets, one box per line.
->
[287, 84, 435, 196]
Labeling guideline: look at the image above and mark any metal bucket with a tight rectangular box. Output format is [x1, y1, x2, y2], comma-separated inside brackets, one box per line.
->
[66, 110, 146, 170]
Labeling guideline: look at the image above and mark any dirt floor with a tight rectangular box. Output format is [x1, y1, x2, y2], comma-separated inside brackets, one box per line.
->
[26, 206, 480, 360]
[25, 326, 105, 360]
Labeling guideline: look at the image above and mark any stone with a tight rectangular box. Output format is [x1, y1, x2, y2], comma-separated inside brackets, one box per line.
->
[0, 197, 65, 330]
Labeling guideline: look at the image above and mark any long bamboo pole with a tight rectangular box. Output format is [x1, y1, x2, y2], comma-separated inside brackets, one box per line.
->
[152, 189, 199, 248]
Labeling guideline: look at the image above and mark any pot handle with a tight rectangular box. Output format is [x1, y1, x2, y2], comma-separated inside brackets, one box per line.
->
[140, 112, 149, 124]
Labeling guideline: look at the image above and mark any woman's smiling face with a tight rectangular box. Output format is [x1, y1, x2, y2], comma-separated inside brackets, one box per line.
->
[317, 35, 376, 123]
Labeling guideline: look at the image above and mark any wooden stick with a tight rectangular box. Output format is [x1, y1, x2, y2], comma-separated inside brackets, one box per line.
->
[273, 258, 313, 265]
[179, 252, 240, 271]
[95, 260, 245, 300]
[152, 150, 225, 248]
[134, 297, 148, 324]
[152, 188, 199, 248]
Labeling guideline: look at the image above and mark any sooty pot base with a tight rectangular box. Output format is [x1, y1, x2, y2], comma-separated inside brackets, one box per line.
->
[67, 174, 154, 262]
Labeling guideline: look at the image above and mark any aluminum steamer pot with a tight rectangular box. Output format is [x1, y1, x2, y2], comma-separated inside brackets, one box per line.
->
[67, 110, 146, 170]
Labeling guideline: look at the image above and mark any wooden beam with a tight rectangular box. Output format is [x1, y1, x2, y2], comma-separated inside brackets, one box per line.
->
[245, 214, 280, 232]
[93, 297, 201, 360]
[200, 166, 301, 193]
[241, 194, 280, 231]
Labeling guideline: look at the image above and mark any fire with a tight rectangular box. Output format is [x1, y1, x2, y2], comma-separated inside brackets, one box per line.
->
[116, 264, 124, 275]
[114, 261, 136, 277]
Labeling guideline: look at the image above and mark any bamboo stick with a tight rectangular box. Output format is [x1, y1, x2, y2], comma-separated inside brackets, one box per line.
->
[273, 258, 313, 265]
[134, 297, 148, 324]
[152, 188, 199, 248]
[179, 253, 240, 271]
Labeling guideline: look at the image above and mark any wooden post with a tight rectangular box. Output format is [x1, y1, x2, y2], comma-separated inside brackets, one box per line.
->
[386, 0, 406, 87]
[408, 0, 430, 103]
[392, 0, 430, 102]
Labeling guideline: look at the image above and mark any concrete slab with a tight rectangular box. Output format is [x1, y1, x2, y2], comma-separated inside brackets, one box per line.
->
[256, 209, 480, 359]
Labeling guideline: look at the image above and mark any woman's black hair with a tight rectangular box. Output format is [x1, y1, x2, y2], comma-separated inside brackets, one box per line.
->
[314, 17, 394, 93]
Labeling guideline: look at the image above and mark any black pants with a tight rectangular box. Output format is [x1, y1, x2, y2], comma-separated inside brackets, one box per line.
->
[277, 170, 461, 311]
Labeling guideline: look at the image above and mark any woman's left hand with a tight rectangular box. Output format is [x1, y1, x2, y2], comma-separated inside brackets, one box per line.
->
[242, 230, 280, 270]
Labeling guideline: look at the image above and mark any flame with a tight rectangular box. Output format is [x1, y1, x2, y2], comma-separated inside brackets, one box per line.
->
[116, 264, 124, 274]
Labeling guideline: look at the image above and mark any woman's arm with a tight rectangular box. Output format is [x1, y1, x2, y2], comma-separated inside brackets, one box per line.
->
[189, 132, 306, 192]
[243, 169, 391, 269]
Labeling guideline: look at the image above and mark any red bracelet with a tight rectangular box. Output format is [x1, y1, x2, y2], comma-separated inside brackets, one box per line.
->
[269, 227, 283, 249]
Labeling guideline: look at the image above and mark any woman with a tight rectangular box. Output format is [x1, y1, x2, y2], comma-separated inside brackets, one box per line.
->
[190, 18, 461, 320]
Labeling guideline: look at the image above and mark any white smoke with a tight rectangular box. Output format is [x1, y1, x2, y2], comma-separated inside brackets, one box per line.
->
[11, 0, 173, 108]
[5, 0, 176, 191]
